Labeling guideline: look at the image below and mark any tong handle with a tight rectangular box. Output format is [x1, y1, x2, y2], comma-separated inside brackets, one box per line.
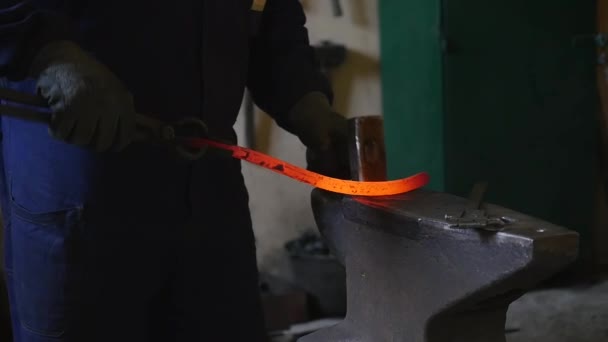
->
[0, 87, 47, 107]
[0, 87, 208, 159]
[0, 87, 51, 123]
[0, 103, 50, 124]
[0, 87, 174, 140]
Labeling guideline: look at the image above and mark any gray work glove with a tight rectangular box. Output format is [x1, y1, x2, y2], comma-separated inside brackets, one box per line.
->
[285, 92, 350, 179]
[29, 41, 136, 151]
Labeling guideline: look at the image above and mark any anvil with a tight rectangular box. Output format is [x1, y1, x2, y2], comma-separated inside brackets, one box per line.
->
[298, 116, 579, 342]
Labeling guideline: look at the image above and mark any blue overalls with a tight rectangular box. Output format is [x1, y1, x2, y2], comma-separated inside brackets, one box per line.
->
[0, 1, 331, 341]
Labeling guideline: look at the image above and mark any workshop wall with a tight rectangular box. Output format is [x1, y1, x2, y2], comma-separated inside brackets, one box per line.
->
[234, 0, 382, 276]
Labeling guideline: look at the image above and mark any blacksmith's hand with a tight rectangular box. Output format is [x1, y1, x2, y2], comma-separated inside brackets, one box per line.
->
[30, 40, 136, 151]
[286, 92, 350, 179]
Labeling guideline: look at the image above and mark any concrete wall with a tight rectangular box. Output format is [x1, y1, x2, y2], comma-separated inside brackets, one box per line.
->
[234, 0, 382, 276]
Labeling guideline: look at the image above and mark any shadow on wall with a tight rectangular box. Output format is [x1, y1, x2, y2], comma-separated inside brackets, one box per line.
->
[254, 111, 274, 154]
[300, 0, 372, 29]
[330, 49, 379, 116]
[350, 0, 373, 28]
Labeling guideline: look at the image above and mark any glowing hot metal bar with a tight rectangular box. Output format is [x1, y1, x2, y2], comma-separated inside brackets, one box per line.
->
[182, 137, 430, 196]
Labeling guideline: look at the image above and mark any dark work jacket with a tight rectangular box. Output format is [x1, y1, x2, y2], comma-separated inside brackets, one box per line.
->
[0, 1, 333, 236]
[0, 4, 333, 337]
[0, 0, 332, 139]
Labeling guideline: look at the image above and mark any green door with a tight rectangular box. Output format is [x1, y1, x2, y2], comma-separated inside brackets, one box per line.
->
[379, 0, 445, 191]
[380, 0, 599, 265]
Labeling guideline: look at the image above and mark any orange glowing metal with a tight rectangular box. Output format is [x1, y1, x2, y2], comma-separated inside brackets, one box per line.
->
[183, 138, 430, 196]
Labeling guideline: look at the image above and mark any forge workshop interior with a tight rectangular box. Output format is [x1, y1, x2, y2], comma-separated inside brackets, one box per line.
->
[0, 1, 608, 341]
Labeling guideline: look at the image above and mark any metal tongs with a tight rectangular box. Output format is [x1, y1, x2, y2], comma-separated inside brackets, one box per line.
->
[0, 87, 208, 159]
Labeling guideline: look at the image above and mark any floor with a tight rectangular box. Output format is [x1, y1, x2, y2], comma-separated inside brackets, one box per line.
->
[273, 280, 608, 341]
[506, 280, 608, 342]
